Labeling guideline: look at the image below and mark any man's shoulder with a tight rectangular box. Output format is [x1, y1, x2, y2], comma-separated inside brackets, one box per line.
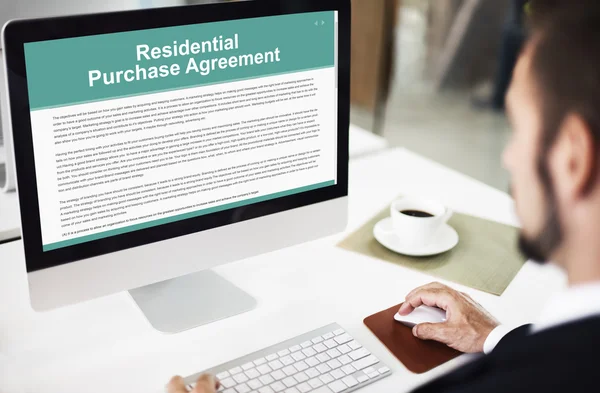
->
[412, 317, 600, 393]
[490, 316, 600, 371]
[496, 315, 600, 354]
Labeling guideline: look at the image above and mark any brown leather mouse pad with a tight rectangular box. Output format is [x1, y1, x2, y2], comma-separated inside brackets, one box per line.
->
[364, 303, 461, 374]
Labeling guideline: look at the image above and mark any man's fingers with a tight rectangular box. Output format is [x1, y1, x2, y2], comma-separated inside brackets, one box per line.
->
[400, 283, 454, 315]
[167, 376, 188, 393]
[403, 288, 454, 314]
[194, 374, 219, 393]
[404, 282, 447, 302]
[412, 322, 451, 344]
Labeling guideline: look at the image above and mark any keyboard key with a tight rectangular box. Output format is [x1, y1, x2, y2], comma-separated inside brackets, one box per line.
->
[306, 357, 320, 367]
[285, 388, 300, 393]
[282, 377, 297, 388]
[367, 371, 379, 379]
[338, 344, 351, 355]
[280, 356, 295, 366]
[316, 364, 332, 374]
[257, 365, 273, 375]
[316, 353, 331, 363]
[356, 374, 369, 383]
[229, 366, 243, 375]
[302, 347, 317, 357]
[220, 378, 236, 388]
[242, 362, 255, 371]
[313, 343, 328, 353]
[254, 358, 267, 366]
[271, 370, 286, 380]
[236, 383, 251, 393]
[309, 378, 324, 389]
[319, 373, 334, 384]
[282, 366, 297, 376]
[312, 336, 324, 344]
[328, 380, 347, 393]
[349, 348, 370, 361]
[338, 355, 351, 365]
[330, 369, 345, 380]
[292, 352, 306, 362]
[245, 369, 260, 379]
[334, 329, 345, 336]
[248, 379, 263, 390]
[289, 345, 302, 353]
[301, 341, 313, 349]
[363, 367, 376, 375]
[341, 376, 358, 388]
[306, 368, 320, 378]
[259, 387, 275, 393]
[266, 354, 279, 361]
[296, 382, 311, 393]
[323, 339, 337, 349]
[348, 341, 361, 350]
[341, 365, 355, 375]
[269, 360, 284, 370]
[217, 371, 231, 380]
[334, 334, 352, 345]
[234, 373, 249, 384]
[278, 349, 290, 357]
[295, 372, 310, 383]
[295, 361, 309, 372]
[326, 349, 341, 358]
[352, 355, 378, 371]
[378, 366, 391, 374]
[322, 332, 334, 340]
[259, 375, 275, 385]
[271, 381, 286, 392]
[223, 389, 235, 393]
[326, 359, 342, 369]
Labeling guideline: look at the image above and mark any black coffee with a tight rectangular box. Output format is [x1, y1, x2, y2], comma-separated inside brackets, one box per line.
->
[400, 210, 434, 218]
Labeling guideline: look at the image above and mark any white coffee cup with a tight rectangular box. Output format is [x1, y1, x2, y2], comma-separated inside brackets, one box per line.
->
[384, 197, 453, 247]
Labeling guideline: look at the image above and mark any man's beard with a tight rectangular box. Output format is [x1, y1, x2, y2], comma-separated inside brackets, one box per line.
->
[517, 158, 564, 264]
[518, 206, 562, 263]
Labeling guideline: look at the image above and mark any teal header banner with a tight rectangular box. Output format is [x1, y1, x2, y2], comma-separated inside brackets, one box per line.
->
[24, 11, 335, 110]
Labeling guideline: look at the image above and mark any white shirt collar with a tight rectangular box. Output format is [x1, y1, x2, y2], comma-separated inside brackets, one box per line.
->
[532, 281, 600, 333]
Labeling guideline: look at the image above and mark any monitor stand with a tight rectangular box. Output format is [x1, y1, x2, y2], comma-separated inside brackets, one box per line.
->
[128, 270, 257, 333]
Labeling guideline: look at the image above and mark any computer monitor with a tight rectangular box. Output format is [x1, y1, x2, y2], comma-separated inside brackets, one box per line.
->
[2, 0, 350, 332]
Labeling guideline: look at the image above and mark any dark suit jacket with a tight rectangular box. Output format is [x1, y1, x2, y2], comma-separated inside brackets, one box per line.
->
[412, 317, 600, 392]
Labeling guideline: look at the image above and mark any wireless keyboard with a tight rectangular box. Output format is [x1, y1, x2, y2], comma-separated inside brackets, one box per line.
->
[184, 323, 392, 393]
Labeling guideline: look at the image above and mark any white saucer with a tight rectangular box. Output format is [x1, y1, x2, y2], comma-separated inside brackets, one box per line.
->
[373, 217, 459, 257]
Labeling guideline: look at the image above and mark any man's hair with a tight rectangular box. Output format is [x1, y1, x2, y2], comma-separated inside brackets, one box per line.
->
[514, 1, 600, 263]
[528, 0, 600, 168]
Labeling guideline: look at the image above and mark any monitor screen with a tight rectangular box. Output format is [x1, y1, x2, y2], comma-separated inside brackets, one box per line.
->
[22, 11, 339, 252]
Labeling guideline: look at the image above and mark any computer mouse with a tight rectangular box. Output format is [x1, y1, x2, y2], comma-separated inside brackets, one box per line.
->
[394, 305, 447, 327]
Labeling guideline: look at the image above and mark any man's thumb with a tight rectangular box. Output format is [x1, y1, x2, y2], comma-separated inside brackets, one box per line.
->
[412, 322, 442, 341]
[195, 374, 219, 393]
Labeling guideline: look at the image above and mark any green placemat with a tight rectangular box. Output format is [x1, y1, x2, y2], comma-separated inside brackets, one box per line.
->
[338, 203, 526, 296]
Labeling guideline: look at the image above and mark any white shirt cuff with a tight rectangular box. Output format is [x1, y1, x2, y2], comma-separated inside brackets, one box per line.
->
[483, 325, 516, 354]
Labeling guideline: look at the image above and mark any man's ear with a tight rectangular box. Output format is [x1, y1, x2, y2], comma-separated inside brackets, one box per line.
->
[551, 114, 596, 201]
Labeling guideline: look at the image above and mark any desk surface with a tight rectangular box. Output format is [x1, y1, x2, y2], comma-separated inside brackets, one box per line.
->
[0, 125, 386, 243]
[0, 190, 19, 241]
[0, 148, 566, 393]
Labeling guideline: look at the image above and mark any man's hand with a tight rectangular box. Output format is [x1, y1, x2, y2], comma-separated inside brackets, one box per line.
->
[398, 282, 500, 353]
[167, 374, 219, 393]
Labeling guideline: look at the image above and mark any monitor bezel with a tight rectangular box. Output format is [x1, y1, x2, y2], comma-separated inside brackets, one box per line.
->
[3, 0, 350, 273]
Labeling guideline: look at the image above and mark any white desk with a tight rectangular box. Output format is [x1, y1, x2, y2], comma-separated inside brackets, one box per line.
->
[0, 125, 385, 244]
[0, 190, 19, 241]
[0, 148, 566, 393]
[348, 125, 388, 159]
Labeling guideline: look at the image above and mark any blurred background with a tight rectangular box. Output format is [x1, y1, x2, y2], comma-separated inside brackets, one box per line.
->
[1, 0, 519, 192]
